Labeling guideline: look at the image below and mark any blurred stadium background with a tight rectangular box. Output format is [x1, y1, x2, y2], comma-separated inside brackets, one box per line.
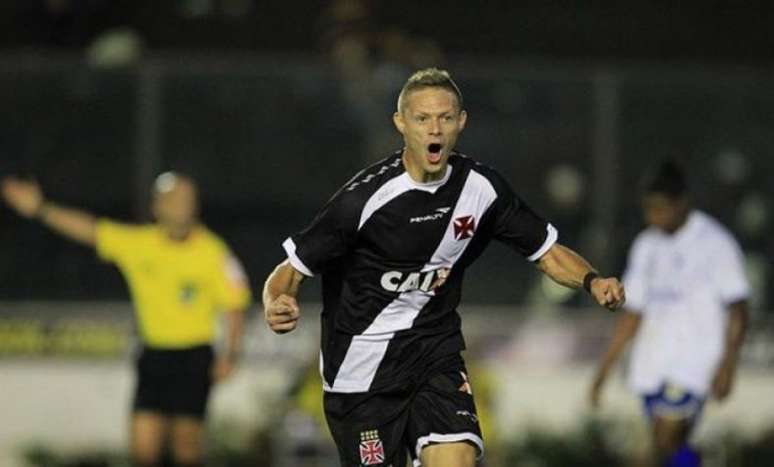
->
[1, 1, 774, 466]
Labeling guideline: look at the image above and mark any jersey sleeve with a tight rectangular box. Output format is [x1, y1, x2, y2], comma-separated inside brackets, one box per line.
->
[710, 234, 751, 306]
[486, 169, 557, 261]
[622, 234, 651, 313]
[283, 189, 360, 277]
[213, 251, 252, 312]
[95, 219, 140, 264]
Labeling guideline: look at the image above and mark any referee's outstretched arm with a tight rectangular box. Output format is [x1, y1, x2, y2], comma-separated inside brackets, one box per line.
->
[1, 177, 96, 247]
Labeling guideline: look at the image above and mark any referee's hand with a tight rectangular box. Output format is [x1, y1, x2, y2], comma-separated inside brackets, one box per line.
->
[2, 177, 44, 218]
[265, 294, 300, 334]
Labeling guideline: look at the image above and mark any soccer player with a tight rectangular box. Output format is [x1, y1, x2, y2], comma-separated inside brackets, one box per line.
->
[589, 161, 749, 467]
[262, 68, 625, 467]
[1, 172, 251, 467]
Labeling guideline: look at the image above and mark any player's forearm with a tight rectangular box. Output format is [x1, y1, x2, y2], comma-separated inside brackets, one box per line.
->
[537, 243, 596, 289]
[223, 310, 245, 361]
[721, 301, 748, 365]
[37, 201, 97, 247]
[262, 260, 303, 306]
[596, 312, 641, 376]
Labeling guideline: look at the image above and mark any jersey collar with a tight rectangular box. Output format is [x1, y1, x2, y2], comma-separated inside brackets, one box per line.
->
[672, 210, 702, 241]
[402, 165, 453, 193]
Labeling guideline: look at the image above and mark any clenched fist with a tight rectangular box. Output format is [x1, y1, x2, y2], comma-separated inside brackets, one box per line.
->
[590, 277, 626, 310]
[264, 294, 300, 334]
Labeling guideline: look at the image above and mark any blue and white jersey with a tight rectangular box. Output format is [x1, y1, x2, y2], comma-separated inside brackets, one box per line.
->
[624, 210, 750, 396]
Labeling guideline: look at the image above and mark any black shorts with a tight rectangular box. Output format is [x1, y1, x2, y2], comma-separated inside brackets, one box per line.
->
[324, 357, 483, 467]
[133, 345, 214, 419]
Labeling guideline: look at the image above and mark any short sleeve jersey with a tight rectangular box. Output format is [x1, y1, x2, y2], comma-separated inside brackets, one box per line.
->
[96, 220, 251, 348]
[284, 152, 557, 393]
[623, 210, 750, 396]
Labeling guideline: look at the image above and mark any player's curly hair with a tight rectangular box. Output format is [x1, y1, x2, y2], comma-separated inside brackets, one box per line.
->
[397, 68, 463, 113]
[642, 159, 688, 198]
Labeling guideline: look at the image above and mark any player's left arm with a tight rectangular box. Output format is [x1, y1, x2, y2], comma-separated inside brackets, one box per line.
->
[482, 168, 623, 309]
[536, 243, 625, 310]
[712, 299, 749, 401]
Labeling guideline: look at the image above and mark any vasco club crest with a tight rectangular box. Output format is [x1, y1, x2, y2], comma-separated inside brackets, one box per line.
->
[359, 429, 385, 465]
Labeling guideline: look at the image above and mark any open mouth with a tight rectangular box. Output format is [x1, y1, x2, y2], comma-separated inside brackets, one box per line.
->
[427, 143, 443, 163]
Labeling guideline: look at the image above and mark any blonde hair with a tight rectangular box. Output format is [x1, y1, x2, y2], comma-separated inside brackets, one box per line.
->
[396, 68, 463, 113]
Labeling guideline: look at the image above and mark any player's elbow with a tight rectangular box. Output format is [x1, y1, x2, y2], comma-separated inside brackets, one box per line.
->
[535, 244, 566, 280]
[535, 249, 555, 274]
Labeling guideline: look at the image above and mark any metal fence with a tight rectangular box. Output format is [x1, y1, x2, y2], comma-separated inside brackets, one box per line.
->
[1, 54, 772, 308]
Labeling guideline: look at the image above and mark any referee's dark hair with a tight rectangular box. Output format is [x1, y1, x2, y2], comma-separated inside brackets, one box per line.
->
[642, 159, 688, 198]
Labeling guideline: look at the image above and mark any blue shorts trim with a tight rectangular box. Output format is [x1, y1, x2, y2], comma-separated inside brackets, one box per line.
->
[642, 383, 704, 422]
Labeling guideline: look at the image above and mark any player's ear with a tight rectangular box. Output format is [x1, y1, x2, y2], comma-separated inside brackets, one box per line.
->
[393, 111, 405, 135]
[458, 109, 468, 131]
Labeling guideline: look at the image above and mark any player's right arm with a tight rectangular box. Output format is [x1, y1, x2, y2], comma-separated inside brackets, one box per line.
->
[1, 177, 97, 247]
[589, 310, 641, 408]
[262, 260, 305, 334]
[589, 233, 650, 408]
[264, 168, 367, 334]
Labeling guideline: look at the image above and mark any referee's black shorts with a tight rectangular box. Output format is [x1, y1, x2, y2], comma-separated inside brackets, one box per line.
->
[133, 345, 214, 419]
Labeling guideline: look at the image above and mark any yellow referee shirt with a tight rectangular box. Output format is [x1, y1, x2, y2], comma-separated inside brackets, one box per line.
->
[96, 220, 251, 349]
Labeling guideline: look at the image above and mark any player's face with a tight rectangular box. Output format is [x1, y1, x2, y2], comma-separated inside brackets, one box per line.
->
[642, 193, 688, 233]
[393, 87, 467, 182]
[152, 179, 199, 234]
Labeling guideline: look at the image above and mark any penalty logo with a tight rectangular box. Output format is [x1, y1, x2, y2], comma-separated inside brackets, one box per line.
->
[359, 429, 385, 465]
[410, 206, 452, 223]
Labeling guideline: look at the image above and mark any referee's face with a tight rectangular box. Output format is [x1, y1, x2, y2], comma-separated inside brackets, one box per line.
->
[393, 87, 467, 182]
[153, 179, 199, 235]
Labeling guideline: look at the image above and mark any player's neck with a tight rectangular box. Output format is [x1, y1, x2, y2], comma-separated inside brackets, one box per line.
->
[664, 210, 691, 235]
[401, 150, 446, 184]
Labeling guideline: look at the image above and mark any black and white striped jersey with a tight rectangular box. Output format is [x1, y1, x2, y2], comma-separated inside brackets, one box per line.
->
[283, 151, 557, 394]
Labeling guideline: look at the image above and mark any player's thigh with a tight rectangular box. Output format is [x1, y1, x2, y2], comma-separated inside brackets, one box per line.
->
[324, 391, 411, 467]
[652, 416, 692, 454]
[407, 368, 483, 465]
[170, 416, 206, 463]
[130, 410, 170, 464]
[420, 442, 476, 467]
[642, 383, 702, 453]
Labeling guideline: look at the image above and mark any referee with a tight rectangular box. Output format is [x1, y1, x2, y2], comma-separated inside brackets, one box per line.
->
[2, 172, 251, 467]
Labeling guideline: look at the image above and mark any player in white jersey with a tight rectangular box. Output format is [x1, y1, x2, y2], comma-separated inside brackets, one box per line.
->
[590, 161, 749, 467]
